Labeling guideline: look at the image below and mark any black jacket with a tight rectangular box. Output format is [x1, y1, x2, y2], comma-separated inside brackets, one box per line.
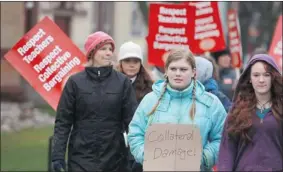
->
[51, 66, 138, 171]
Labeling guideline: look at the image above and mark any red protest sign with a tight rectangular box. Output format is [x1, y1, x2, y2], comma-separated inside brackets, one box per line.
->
[4, 17, 87, 110]
[227, 9, 243, 68]
[187, 2, 226, 54]
[146, 3, 191, 67]
[269, 15, 282, 71]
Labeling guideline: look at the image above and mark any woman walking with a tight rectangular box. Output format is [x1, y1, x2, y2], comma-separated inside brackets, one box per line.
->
[51, 31, 137, 172]
[128, 48, 227, 171]
[117, 41, 153, 172]
[217, 54, 283, 171]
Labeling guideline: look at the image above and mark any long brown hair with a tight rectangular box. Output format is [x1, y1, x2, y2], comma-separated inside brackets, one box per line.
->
[148, 49, 197, 120]
[118, 63, 153, 103]
[227, 61, 283, 142]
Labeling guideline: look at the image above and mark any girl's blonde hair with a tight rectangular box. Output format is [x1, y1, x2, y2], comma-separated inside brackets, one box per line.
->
[148, 48, 197, 121]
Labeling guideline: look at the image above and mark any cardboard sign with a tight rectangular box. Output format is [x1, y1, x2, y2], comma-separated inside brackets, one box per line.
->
[143, 124, 202, 171]
[187, 2, 226, 54]
[227, 9, 243, 69]
[146, 3, 191, 67]
[269, 15, 282, 71]
[4, 17, 87, 110]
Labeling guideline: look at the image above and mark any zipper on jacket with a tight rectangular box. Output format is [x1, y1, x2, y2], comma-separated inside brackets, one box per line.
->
[98, 70, 100, 76]
[178, 94, 183, 123]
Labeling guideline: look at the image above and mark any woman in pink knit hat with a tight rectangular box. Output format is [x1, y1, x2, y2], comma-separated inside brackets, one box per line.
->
[51, 31, 137, 172]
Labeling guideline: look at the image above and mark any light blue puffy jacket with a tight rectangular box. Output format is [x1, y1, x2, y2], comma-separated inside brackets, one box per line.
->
[128, 80, 227, 171]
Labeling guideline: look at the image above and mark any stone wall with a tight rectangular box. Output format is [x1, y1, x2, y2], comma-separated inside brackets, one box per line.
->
[1, 102, 55, 133]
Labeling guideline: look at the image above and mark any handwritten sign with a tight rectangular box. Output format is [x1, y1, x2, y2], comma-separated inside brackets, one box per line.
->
[4, 17, 87, 110]
[143, 124, 202, 171]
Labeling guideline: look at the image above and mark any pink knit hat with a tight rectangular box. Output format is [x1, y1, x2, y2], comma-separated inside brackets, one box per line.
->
[84, 31, 115, 60]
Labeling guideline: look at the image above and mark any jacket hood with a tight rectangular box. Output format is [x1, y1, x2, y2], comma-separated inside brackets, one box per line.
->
[233, 54, 282, 102]
[195, 56, 213, 83]
[203, 78, 219, 92]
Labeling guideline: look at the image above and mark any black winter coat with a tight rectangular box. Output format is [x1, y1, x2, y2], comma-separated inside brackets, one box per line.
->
[51, 66, 138, 172]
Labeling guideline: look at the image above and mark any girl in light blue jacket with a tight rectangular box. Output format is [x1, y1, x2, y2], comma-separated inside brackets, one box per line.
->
[127, 49, 227, 171]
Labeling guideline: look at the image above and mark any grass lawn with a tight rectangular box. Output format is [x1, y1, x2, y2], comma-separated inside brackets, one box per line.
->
[1, 125, 54, 171]
[35, 104, 56, 117]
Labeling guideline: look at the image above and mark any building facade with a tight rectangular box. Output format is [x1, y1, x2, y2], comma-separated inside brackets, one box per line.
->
[1, 2, 26, 102]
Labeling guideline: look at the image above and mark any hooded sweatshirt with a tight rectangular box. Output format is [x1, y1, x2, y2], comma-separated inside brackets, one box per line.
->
[195, 56, 232, 112]
[217, 54, 283, 171]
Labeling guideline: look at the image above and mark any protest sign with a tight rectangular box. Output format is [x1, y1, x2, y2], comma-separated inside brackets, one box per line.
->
[269, 15, 282, 71]
[146, 2, 226, 67]
[143, 124, 202, 171]
[146, 3, 191, 67]
[187, 2, 226, 54]
[4, 17, 87, 110]
[227, 9, 243, 68]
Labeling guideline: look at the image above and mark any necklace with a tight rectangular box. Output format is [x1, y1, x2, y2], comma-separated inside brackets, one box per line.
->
[257, 99, 271, 113]
[256, 107, 271, 124]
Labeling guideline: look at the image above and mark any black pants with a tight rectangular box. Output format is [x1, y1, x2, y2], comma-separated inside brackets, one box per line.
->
[127, 147, 143, 172]
[131, 161, 143, 172]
